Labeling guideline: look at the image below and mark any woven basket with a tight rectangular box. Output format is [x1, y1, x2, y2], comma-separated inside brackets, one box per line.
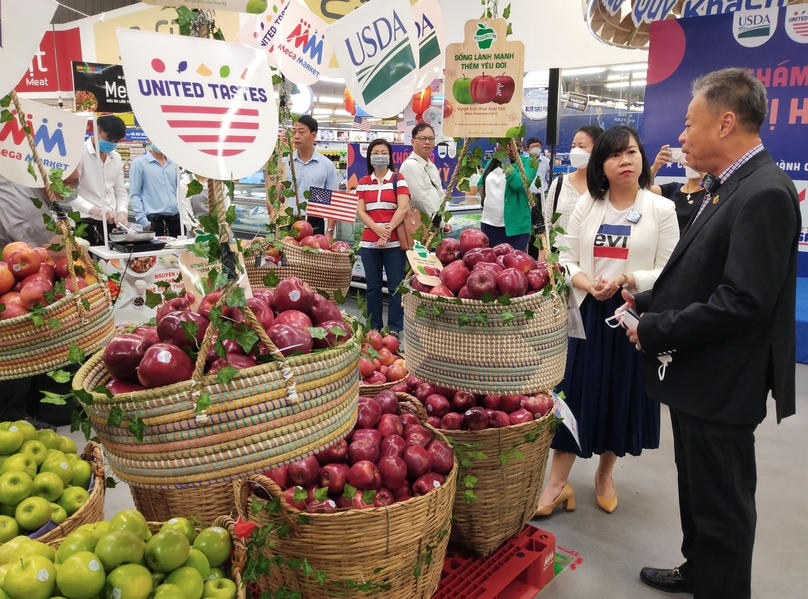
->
[444, 408, 558, 556]
[246, 242, 353, 298]
[36, 442, 106, 546]
[233, 396, 457, 598]
[402, 286, 568, 395]
[72, 302, 361, 522]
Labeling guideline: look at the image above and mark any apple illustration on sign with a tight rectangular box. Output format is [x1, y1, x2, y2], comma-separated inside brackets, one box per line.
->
[452, 77, 474, 105]
[470, 73, 497, 104]
[493, 73, 516, 105]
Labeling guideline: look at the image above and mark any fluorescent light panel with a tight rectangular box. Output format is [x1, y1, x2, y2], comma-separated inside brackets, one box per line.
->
[611, 63, 648, 71]
[563, 67, 606, 76]
[317, 96, 344, 104]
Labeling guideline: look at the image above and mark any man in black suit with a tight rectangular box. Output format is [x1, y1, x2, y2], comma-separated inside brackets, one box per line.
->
[620, 68, 799, 598]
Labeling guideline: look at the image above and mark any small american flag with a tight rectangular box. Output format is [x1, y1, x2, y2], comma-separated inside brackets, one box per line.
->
[352, 115, 371, 132]
[307, 187, 359, 223]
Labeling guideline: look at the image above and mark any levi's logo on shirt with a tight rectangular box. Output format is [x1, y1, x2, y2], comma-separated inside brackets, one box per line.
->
[594, 224, 630, 260]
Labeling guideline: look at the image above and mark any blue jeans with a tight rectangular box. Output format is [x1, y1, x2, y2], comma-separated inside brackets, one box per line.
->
[360, 246, 406, 333]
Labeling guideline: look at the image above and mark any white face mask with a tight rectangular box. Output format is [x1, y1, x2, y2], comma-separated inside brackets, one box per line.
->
[569, 147, 591, 169]
[684, 166, 700, 180]
[529, 147, 542, 158]
[370, 155, 390, 169]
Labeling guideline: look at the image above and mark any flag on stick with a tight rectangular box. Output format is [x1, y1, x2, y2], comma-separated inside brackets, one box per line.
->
[307, 187, 359, 223]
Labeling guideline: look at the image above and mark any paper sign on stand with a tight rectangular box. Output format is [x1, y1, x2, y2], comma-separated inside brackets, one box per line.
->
[117, 29, 279, 181]
[235, 1, 293, 68]
[406, 242, 443, 287]
[443, 19, 525, 138]
[0, 0, 58, 97]
[552, 391, 581, 451]
[0, 98, 85, 187]
[412, 0, 447, 90]
[328, 0, 419, 118]
[275, 1, 332, 86]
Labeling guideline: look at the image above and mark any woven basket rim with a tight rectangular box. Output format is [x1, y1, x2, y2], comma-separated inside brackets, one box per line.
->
[403, 281, 564, 309]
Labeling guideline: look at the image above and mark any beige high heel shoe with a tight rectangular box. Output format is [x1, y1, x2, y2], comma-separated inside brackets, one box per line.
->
[534, 483, 575, 517]
[595, 470, 618, 513]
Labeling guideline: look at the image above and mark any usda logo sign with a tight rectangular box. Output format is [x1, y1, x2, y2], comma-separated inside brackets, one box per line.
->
[733, 7, 779, 47]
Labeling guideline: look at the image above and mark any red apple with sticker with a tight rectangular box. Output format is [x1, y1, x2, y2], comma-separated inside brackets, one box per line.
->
[7, 248, 41, 280]
[493, 74, 516, 104]
[412, 472, 445, 496]
[103, 333, 154, 383]
[138, 343, 194, 388]
[273, 277, 315, 313]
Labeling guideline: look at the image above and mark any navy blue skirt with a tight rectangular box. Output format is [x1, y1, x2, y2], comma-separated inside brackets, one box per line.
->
[551, 294, 660, 458]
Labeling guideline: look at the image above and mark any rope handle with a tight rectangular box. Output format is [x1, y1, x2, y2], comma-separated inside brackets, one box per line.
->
[395, 392, 428, 422]
[237, 473, 306, 537]
[212, 515, 247, 591]
[81, 442, 106, 479]
[423, 138, 471, 251]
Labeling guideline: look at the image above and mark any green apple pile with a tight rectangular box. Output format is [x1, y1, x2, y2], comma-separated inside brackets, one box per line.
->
[0, 510, 236, 599]
[0, 421, 91, 537]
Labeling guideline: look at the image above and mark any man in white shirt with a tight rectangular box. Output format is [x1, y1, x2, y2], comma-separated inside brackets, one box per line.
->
[527, 138, 550, 196]
[399, 124, 452, 235]
[65, 115, 129, 246]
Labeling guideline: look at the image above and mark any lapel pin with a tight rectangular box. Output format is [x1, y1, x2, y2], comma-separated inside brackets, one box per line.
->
[712, 195, 720, 205]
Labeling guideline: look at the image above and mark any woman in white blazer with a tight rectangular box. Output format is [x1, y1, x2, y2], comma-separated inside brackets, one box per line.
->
[536, 125, 679, 517]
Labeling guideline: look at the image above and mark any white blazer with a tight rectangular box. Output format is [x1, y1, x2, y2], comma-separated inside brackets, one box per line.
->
[561, 188, 679, 308]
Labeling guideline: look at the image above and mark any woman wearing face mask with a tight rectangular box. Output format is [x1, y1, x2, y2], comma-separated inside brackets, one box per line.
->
[479, 138, 537, 251]
[649, 144, 707, 234]
[535, 125, 678, 517]
[544, 126, 604, 235]
[356, 139, 411, 336]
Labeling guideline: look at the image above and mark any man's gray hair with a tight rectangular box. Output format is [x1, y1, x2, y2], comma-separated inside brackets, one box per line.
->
[692, 68, 767, 134]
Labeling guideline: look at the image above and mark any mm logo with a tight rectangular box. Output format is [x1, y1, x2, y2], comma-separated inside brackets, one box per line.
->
[473, 22, 497, 49]
[286, 18, 325, 65]
[0, 112, 68, 157]
[733, 8, 778, 47]
[344, 11, 415, 105]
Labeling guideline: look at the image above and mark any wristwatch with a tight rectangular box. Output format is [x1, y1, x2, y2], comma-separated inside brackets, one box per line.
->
[326, 227, 336, 234]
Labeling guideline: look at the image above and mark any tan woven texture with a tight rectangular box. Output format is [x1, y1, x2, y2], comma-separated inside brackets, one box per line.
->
[444, 409, 557, 556]
[233, 396, 457, 599]
[246, 242, 353, 298]
[129, 483, 238, 523]
[402, 287, 568, 395]
[39, 442, 106, 546]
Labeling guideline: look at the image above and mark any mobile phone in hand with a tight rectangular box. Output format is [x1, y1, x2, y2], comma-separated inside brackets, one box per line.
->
[620, 308, 640, 329]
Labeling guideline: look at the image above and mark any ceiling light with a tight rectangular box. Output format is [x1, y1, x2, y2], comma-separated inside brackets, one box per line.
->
[611, 63, 648, 72]
[317, 96, 344, 104]
[332, 109, 351, 116]
[605, 81, 631, 88]
[562, 67, 606, 76]
[631, 80, 646, 87]
[607, 74, 629, 81]
[313, 108, 333, 115]
[615, 101, 627, 110]
[319, 76, 345, 83]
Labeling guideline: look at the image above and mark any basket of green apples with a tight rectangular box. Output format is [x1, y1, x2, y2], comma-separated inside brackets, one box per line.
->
[0, 421, 105, 547]
[0, 509, 245, 599]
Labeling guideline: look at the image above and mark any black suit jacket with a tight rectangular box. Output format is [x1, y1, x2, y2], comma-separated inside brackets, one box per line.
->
[635, 150, 799, 425]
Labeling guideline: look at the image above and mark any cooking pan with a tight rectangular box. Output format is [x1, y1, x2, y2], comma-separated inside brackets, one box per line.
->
[108, 229, 156, 243]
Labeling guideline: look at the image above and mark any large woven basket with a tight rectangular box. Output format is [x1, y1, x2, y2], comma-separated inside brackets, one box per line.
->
[37, 442, 106, 546]
[72, 308, 361, 522]
[233, 396, 457, 598]
[443, 407, 558, 556]
[402, 286, 568, 395]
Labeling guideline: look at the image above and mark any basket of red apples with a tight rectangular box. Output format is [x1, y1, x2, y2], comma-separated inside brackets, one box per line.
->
[358, 330, 408, 394]
[403, 375, 559, 556]
[72, 278, 361, 522]
[402, 229, 568, 396]
[0, 239, 114, 380]
[233, 391, 457, 599]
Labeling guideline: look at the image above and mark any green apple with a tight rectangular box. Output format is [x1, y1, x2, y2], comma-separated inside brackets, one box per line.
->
[94, 530, 144, 570]
[0, 454, 36, 480]
[0, 562, 11, 588]
[0, 516, 18, 544]
[15, 496, 52, 531]
[57, 437, 78, 454]
[35, 429, 61, 450]
[39, 457, 73, 486]
[56, 530, 98, 564]
[202, 578, 237, 599]
[59, 486, 89, 516]
[109, 510, 150, 542]
[0, 505, 17, 518]
[245, 0, 268, 14]
[45, 449, 65, 461]
[10, 422, 37, 443]
[144, 529, 190, 573]
[0, 424, 9, 432]
[50, 503, 68, 525]
[166, 566, 204, 599]
[206, 568, 225, 581]
[62, 453, 81, 464]
[0, 457, 8, 469]
[86, 521, 111, 538]
[31, 471, 64, 502]
[150, 572, 165, 589]
[4, 555, 55, 599]
[182, 548, 210, 579]
[0, 471, 33, 505]
[153, 584, 185, 599]
[161, 517, 197, 545]
[452, 76, 475, 105]
[193, 527, 232, 568]
[0, 536, 28, 565]
[69, 461, 92, 490]
[0, 431, 23, 456]
[56, 551, 105, 599]
[10, 539, 56, 563]
[105, 563, 152, 599]
[19, 440, 48, 467]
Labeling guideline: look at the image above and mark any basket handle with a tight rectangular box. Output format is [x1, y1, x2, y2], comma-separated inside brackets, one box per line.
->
[396, 392, 428, 422]
[212, 515, 247, 597]
[423, 138, 471, 251]
[81, 442, 105, 479]
[236, 473, 305, 535]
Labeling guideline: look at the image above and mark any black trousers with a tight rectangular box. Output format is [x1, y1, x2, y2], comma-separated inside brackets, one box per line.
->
[147, 214, 182, 237]
[670, 408, 757, 599]
[307, 216, 324, 236]
[80, 218, 107, 247]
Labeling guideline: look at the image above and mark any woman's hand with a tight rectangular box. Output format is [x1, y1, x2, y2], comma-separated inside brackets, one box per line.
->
[373, 224, 392, 240]
[651, 144, 672, 178]
[443, 223, 452, 234]
[589, 276, 620, 301]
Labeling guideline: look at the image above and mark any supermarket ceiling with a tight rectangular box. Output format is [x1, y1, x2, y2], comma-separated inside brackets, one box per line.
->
[53, 0, 141, 24]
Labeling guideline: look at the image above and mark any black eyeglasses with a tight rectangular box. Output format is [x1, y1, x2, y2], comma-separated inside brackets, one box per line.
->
[414, 136, 436, 143]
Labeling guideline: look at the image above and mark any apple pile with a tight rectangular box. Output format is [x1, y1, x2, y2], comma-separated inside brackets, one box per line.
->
[102, 276, 352, 392]
[396, 377, 555, 431]
[409, 229, 555, 301]
[0, 422, 90, 539]
[0, 242, 97, 321]
[358, 331, 408, 386]
[0, 509, 237, 599]
[277, 220, 351, 258]
[260, 391, 454, 512]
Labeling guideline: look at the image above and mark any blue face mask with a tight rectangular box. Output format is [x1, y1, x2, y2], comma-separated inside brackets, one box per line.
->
[151, 145, 161, 155]
[98, 139, 117, 153]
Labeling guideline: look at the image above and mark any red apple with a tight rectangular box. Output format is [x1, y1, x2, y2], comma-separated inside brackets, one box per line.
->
[500, 395, 527, 413]
[155, 296, 193, 324]
[352, 428, 382, 447]
[313, 234, 331, 251]
[299, 235, 321, 251]
[443, 100, 453, 118]
[496, 268, 529, 298]
[470, 73, 497, 104]
[287, 456, 320, 487]
[524, 393, 554, 417]
[364, 372, 387, 385]
[307, 499, 338, 513]
[414, 382, 437, 403]
[273, 277, 315, 314]
[426, 416, 441, 428]
[312, 319, 352, 349]
[198, 291, 233, 320]
[424, 394, 450, 418]
[359, 357, 376, 378]
[252, 288, 275, 310]
[393, 485, 413, 503]
[19, 279, 53, 309]
[0, 266, 15, 296]
[137, 343, 194, 388]
[463, 407, 489, 430]
[488, 410, 511, 428]
[274, 310, 313, 330]
[386, 364, 407, 382]
[309, 295, 342, 325]
[319, 463, 350, 494]
[458, 286, 472, 299]
[526, 264, 550, 291]
[37, 263, 55, 283]
[402, 445, 432, 479]
[54, 256, 70, 280]
[380, 435, 406, 458]
[462, 247, 497, 270]
[330, 241, 351, 253]
[390, 382, 408, 393]
[209, 353, 258, 374]
[357, 399, 382, 428]
[347, 460, 381, 491]
[282, 487, 307, 510]
[509, 408, 534, 425]
[157, 310, 210, 348]
[282, 236, 299, 247]
[493, 74, 516, 105]
[459, 229, 490, 255]
[377, 455, 407, 489]
[267, 323, 313, 356]
[439, 260, 470, 293]
[374, 488, 395, 508]
[452, 391, 477, 411]
[473, 262, 504, 275]
[377, 414, 404, 438]
[365, 330, 384, 351]
[317, 439, 348, 464]
[106, 379, 146, 395]
[348, 438, 380, 466]
[400, 411, 421, 427]
[405, 375, 422, 391]
[62, 278, 88, 296]
[232, 298, 275, 331]
[291, 220, 314, 240]
[0, 292, 22, 306]
[440, 412, 464, 430]
[492, 243, 514, 257]
[0, 303, 27, 320]
[2, 241, 30, 263]
[435, 238, 461, 265]
[426, 441, 455, 475]
[429, 285, 455, 298]
[382, 335, 399, 353]
[503, 250, 538, 274]
[410, 277, 433, 293]
[264, 466, 288, 489]
[404, 424, 433, 449]
[8, 248, 41, 280]
[103, 333, 154, 383]
[482, 395, 501, 410]
[413, 472, 444, 496]
[466, 269, 498, 300]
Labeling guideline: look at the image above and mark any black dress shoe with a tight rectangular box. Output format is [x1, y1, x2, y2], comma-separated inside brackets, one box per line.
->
[639, 567, 693, 593]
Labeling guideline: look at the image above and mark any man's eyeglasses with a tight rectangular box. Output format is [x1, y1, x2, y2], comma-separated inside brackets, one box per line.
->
[414, 136, 436, 143]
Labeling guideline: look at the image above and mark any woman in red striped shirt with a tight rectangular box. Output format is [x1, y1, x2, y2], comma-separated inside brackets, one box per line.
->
[357, 139, 411, 336]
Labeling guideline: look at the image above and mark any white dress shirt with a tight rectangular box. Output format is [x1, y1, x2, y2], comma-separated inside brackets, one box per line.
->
[69, 138, 128, 220]
[399, 152, 443, 217]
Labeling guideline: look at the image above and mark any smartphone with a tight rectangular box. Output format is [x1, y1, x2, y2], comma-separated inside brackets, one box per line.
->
[620, 308, 640, 329]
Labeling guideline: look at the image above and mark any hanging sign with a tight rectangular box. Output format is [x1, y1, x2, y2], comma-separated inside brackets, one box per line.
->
[328, 0, 419, 118]
[141, 0, 271, 14]
[0, 0, 58, 97]
[72, 62, 132, 113]
[443, 19, 525, 138]
[412, 0, 447, 90]
[235, 0, 292, 68]
[275, 1, 332, 86]
[117, 29, 279, 181]
[0, 98, 86, 187]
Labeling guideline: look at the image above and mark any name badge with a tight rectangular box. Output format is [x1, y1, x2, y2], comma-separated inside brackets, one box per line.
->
[626, 209, 642, 224]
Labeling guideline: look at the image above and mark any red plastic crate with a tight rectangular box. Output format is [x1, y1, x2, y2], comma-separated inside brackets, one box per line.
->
[432, 525, 556, 599]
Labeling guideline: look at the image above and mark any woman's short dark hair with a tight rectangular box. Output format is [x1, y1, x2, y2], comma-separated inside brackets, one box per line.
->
[576, 124, 604, 145]
[366, 139, 395, 174]
[411, 123, 434, 139]
[586, 125, 651, 201]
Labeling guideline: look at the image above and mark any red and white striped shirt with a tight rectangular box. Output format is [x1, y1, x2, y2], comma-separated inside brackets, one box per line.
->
[357, 171, 409, 248]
